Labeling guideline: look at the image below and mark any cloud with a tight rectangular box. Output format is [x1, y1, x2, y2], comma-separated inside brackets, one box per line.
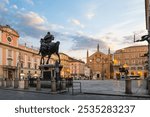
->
[70, 19, 85, 28]
[18, 11, 45, 25]
[69, 33, 107, 50]
[122, 29, 147, 44]
[86, 12, 95, 19]
[26, 0, 34, 5]
[12, 4, 18, 9]
[4, 0, 9, 4]
[0, 0, 8, 12]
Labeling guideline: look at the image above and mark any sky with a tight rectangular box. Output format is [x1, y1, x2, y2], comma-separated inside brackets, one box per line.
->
[0, 0, 148, 61]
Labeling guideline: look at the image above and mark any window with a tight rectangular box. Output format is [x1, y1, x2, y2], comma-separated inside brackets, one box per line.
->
[21, 62, 23, 68]
[8, 59, 12, 66]
[34, 58, 37, 62]
[137, 67, 143, 70]
[131, 72, 134, 75]
[132, 60, 135, 64]
[7, 37, 12, 44]
[28, 62, 31, 69]
[28, 56, 31, 61]
[34, 64, 37, 69]
[131, 67, 136, 70]
[125, 60, 129, 64]
[8, 50, 12, 58]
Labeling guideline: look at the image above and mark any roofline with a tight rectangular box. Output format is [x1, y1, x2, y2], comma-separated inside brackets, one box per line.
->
[0, 25, 19, 37]
[114, 45, 148, 53]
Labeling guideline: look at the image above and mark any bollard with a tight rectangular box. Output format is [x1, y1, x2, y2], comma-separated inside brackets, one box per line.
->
[51, 78, 56, 93]
[10, 79, 13, 87]
[148, 79, 150, 95]
[2, 79, 6, 87]
[125, 78, 132, 94]
[24, 79, 29, 89]
[14, 79, 19, 88]
[61, 79, 66, 90]
[36, 78, 41, 90]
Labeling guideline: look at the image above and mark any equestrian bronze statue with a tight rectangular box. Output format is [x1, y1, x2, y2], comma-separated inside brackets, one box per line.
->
[39, 32, 60, 64]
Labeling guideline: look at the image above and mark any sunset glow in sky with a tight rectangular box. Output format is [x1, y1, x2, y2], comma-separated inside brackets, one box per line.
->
[0, 0, 148, 61]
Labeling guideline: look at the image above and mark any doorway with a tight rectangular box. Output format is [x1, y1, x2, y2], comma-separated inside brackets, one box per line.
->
[8, 70, 13, 80]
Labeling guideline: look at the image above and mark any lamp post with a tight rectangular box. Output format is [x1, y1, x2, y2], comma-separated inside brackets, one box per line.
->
[120, 49, 124, 79]
[145, 0, 150, 78]
[20, 73, 25, 80]
[33, 73, 38, 79]
[135, 1, 150, 82]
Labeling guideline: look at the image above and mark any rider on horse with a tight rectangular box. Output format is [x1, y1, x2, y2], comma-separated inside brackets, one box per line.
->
[38, 32, 54, 55]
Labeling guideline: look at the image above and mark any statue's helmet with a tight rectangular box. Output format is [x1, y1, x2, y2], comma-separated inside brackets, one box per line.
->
[47, 32, 50, 34]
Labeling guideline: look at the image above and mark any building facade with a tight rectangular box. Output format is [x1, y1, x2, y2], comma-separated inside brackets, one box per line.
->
[0, 25, 41, 80]
[70, 58, 85, 79]
[0, 25, 86, 80]
[86, 44, 113, 80]
[113, 45, 148, 79]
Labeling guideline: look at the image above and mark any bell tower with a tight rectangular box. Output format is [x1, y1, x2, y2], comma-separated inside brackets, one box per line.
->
[97, 44, 99, 52]
[87, 50, 89, 63]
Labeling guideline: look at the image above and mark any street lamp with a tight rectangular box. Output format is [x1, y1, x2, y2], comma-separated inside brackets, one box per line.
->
[33, 73, 38, 79]
[20, 73, 25, 80]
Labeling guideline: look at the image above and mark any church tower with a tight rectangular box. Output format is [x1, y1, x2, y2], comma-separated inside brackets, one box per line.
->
[97, 44, 99, 52]
[108, 48, 110, 54]
[87, 50, 89, 64]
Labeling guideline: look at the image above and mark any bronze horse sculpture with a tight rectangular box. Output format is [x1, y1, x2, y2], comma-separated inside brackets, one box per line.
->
[39, 40, 60, 65]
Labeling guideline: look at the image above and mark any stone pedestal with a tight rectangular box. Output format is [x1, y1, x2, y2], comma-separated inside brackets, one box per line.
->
[51, 78, 56, 93]
[2, 79, 6, 87]
[61, 79, 66, 90]
[39, 62, 63, 93]
[148, 79, 150, 95]
[125, 79, 132, 94]
[36, 78, 41, 90]
[19, 80, 24, 89]
[14, 79, 19, 88]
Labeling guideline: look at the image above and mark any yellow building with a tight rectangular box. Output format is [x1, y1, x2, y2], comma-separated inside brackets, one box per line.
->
[113, 45, 148, 79]
[86, 44, 113, 80]
[59, 53, 85, 78]
[59, 53, 71, 78]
